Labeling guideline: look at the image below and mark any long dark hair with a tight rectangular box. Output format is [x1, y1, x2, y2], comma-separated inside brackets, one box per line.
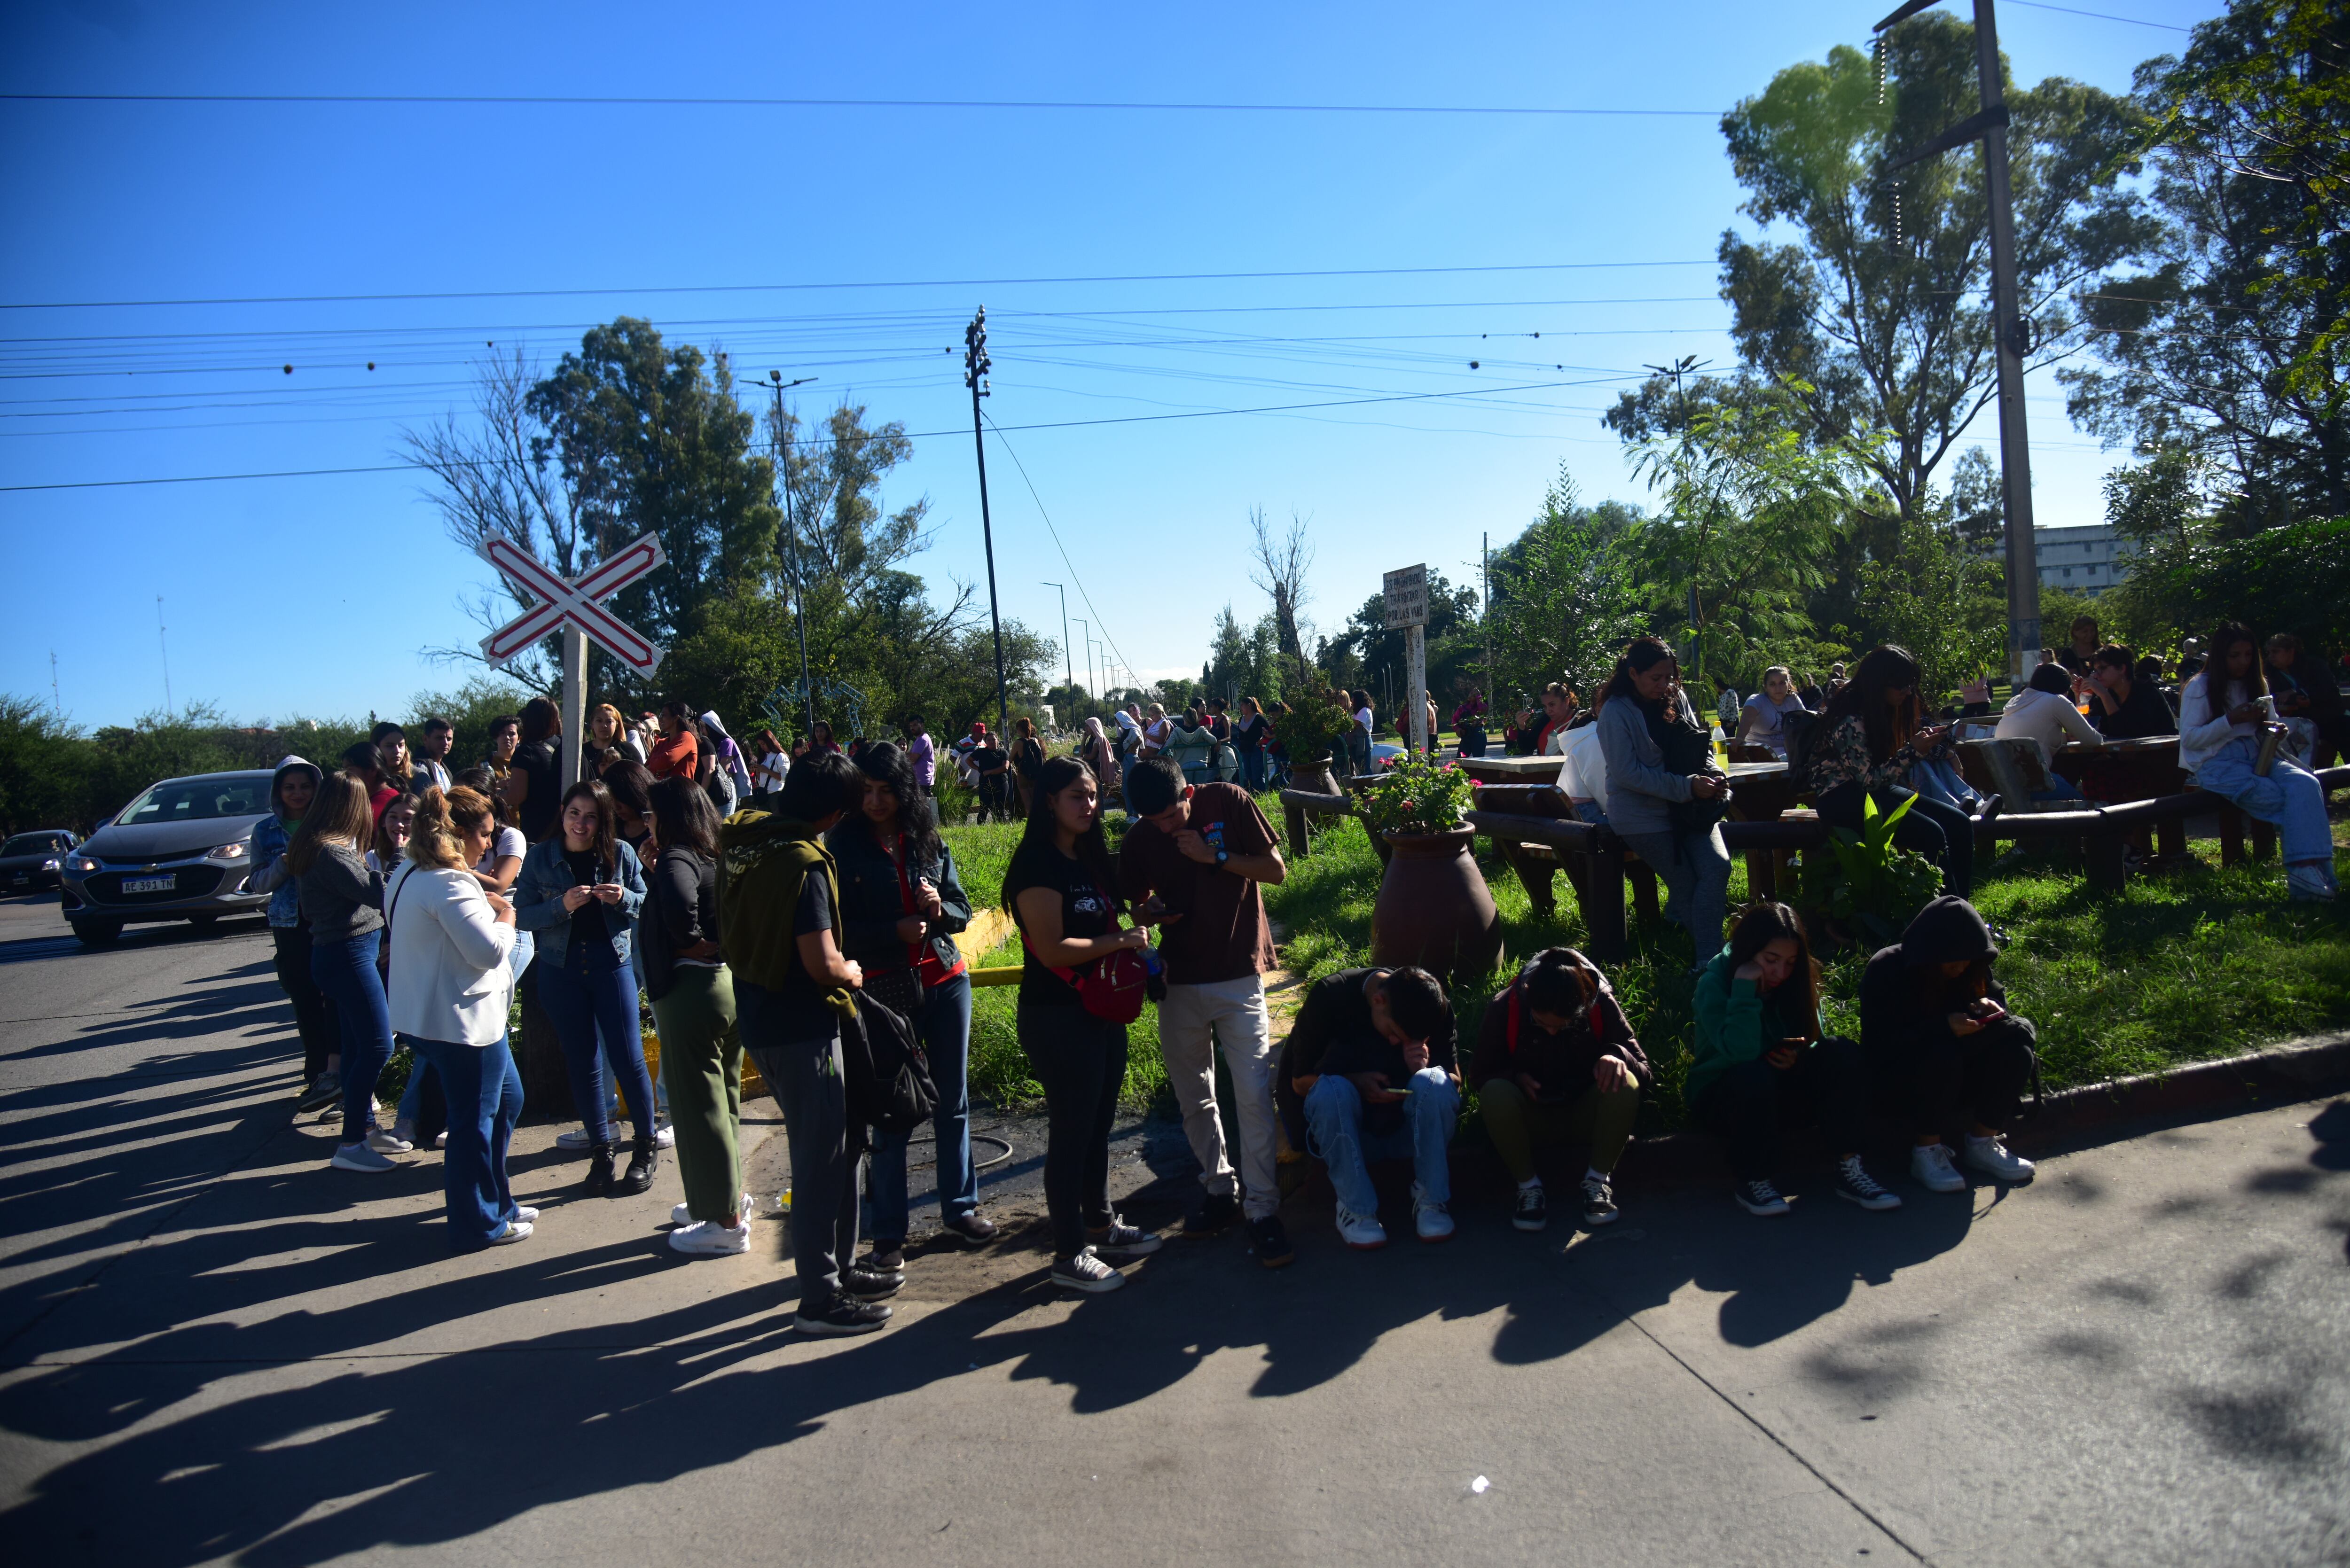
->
[1595, 636, 1682, 722]
[1002, 755, 1117, 913]
[647, 774, 720, 860]
[2200, 621, 2269, 709]
[555, 779, 618, 876]
[455, 764, 516, 828]
[1818, 644, 1923, 763]
[1724, 901, 1820, 1039]
[520, 695, 561, 748]
[849, 741, 940, 865]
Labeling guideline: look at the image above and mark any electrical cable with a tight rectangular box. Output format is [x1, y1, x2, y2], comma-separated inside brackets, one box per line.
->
[977, 406, 1140, 690]
[0, 91, 1725, 117]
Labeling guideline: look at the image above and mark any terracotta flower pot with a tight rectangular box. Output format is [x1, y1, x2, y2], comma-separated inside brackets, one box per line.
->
[1289, 757, 1336, 796]
[1371, 827, 1503, 978]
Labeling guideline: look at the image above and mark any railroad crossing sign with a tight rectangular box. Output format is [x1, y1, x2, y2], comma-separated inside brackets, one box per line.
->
[476, 532, 667, 675]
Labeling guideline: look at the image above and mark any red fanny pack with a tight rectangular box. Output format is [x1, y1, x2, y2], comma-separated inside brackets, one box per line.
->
[1027, 923, 1150, 1024]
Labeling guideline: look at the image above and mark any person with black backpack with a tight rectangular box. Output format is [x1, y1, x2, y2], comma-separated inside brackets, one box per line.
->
[1594, 637, 1734, 968]
[1005, 756, 1165, 1294]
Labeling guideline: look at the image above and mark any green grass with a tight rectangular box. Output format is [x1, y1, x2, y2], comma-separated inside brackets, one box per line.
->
[1262, 814, 2350, 1131]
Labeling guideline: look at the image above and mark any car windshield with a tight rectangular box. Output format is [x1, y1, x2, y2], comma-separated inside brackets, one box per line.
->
[1, 834, 63, 856]
[112, 776, 272, 826]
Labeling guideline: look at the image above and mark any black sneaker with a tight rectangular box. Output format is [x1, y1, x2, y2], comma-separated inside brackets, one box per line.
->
[863, 1242, 907, 1278]
[1183, 1193, 1242, 1237]
[842, 1264, 904, 1301]
[1086, 1216, 1164, 1259]
[1735, 1179, 1790, 1217]
[1248, 1214, 1296, 1270]
[794, 1296, 893, 1336]
[1581, 1175, 1620, 1227]
[297, 1073, 341, 1113]
[1050, 1248, 1126, 1294]
[1512, 1184, 1549, 1232]
[941, 1212, 999, 1247]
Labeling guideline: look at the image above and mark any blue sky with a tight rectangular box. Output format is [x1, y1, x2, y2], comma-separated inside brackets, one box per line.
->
[1, 0, 2212, 727]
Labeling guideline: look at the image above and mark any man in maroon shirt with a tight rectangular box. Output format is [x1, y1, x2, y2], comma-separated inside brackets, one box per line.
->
[1120, 758, 1294, 1267]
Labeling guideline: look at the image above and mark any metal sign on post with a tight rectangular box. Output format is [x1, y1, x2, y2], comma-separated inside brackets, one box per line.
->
[478, 532, 667, 788]
[1383, 563, 1431, 757]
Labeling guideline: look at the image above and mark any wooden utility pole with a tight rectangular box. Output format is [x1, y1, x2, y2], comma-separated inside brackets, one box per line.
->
[965, 308, 1009, 737]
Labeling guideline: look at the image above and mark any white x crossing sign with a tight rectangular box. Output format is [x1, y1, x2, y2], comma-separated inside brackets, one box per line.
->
[476, 533, 667, 676]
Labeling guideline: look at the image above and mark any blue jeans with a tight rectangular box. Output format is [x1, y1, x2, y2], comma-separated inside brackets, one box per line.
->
[2198, 736, 2334, 865]
[1240, 747, 1266, 791]
[1909, 756, 1983, 812]
[312, 932, 392, 1146]
[537, 937, 655, 1143]
[866, 972, 976, 1240]
[1303, 1069, 1459, 1217]
[1573, 799, 1608, 827]
[403, 1033, 524, 1247]
[1618, 824, 1734, 967]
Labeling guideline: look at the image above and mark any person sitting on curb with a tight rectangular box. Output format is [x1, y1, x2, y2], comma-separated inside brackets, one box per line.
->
[1690, 902, 1901, 1217]
[1860, 896, 2038, 1193]
[1281, 966, 1460, 1248]
[1471, 947, 1649, 1232]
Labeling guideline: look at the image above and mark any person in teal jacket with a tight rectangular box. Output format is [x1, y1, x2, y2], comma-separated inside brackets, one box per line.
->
[1689, 902, 1899, 1217]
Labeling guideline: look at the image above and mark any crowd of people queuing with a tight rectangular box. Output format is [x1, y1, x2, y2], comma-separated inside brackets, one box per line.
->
[238, 609, 2339, 1336]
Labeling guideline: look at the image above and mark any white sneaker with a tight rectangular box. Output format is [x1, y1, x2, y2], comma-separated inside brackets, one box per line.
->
[556, 1127, 593, 1150]
[330, 1143, 399, 1173]
[488, 1219, 533, 1246]
[669, 1219, 752, 1256]
[654, 1123, 676, 1149]
[1964, 1133, 2036, 1184]
[509, 1206, 540, 1225]
[1411, 1183, 1455, 1243]
[1335, 1205, 1388, 1250]
[1912, 1142, 1968, 1193]
[671, 1194, 755, 1227]
[365, 1128, 413, 1155]
[434, 1132, 448, 1149]
[1049, 1247, 1127, 1293]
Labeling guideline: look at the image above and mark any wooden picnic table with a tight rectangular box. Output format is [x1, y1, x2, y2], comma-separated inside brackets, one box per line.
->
[1457, 753, 1563, 783]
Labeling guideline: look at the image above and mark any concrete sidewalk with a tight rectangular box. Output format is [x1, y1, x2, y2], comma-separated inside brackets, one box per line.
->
[0, 896, 2345, 1567]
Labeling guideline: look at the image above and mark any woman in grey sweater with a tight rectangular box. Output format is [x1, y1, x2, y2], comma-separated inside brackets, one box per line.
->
[287, 772, 401, 1172]
[1595, 638, 1734, 968]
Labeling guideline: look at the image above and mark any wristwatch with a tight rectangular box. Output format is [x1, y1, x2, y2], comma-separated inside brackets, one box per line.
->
[1214, 848, 1230, 869]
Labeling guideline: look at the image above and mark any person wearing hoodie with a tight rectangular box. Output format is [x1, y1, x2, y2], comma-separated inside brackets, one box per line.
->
[250, 757, 343, 1113]
[1594, 637, 1734, 967]
[1471, 947, 1650, 1232]
[1690, 903, 1900, 1216]
[1860, 896, 2039, 1192]
[720, 751, 899, 1335]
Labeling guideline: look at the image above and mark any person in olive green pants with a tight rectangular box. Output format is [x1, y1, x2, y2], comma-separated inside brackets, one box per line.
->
[642, 777, 751, 1255]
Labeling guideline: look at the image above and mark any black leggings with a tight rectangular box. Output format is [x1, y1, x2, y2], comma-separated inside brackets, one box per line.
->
[271, 925, 341, 1083]
[1017, 993, 1127, 1260]
[1868, 1018, 2037, 1136]
[1692, 1036, 1871, 1183]
[1817, 783, 1974, 898]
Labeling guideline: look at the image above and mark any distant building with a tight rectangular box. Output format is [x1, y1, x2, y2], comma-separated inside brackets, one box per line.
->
[2029, 523, 2137, 599]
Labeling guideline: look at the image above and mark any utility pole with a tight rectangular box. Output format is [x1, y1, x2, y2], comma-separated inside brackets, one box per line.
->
[1042, 580, 1071, 695]
[766, 370, 819, 740]
[1481, 530, 1491, 698]
[1073, 618, 1092, 708]
[1876, 0, 2039, 681]
[156, 596, 172, 716]
[49, 651, 60, 717]
[965, 308, 1009, 737]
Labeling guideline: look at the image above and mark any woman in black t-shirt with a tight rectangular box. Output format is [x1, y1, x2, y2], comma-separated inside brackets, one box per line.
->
[1004, 756, 1164, 1294]
[505, 695, 564, 843]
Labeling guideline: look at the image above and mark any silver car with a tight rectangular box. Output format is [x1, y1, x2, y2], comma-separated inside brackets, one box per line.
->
[60, 769, 276, 945]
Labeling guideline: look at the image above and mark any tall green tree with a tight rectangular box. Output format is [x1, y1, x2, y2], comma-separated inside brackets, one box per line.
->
[1714, 12, 2149, 517]
[1482, 464, 1647, 703]
[2064, 0, 2349, 527]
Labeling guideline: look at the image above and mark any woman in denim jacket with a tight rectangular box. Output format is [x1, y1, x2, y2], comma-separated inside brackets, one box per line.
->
[515, 779, 656, 1195]
[826, 742, 997, 1267]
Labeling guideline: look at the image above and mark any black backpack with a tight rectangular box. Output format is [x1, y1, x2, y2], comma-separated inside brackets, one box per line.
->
[842, 989, 939, 1146]
[1655, 710, 1731, 842]
[1781, 707, 1823, 786]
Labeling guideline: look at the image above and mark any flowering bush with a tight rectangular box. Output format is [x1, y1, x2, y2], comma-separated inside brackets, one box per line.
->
[1360, 751, 1481, 837]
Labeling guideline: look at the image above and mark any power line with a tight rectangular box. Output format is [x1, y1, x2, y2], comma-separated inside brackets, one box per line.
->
[979, 409, 1140, 697]
[2004, 0, 2190, 29]
[0, 91, 1724, 117]
[0, 259, 1719, 312]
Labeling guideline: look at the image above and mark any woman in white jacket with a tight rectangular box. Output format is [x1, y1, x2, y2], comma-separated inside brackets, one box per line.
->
[388, 786, 533, 1248]
[2179, 624, 2336, 902]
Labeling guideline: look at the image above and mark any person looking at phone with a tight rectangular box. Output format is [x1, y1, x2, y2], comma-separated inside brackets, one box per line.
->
[1120, 757, 1293, 1265]
[1691, 903, 1899, 1217]
[1859, 896, 2038, 1191]
[1279, 967, 1460, 1248]
[1471, 947, 1650, 1232]
[1804, 644, 1975, 898]
[2178, 622, 2336, 902]
[1594, 636, 1734, 967]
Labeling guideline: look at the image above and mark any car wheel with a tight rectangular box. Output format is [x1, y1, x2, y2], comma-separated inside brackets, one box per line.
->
[71, 919, 122, 947]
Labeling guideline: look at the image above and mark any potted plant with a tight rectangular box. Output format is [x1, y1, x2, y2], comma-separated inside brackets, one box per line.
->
[1277, 676, 1355, 796]
[1360, 753, 1503, 977]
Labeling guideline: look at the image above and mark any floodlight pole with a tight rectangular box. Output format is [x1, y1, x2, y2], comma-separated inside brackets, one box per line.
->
[1877, 0, 2039, 680]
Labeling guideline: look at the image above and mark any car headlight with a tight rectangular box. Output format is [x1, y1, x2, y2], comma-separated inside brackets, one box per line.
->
[68, 855, 99, 874]
[41, 858, 58, 870]
[205, 842, 250, 863]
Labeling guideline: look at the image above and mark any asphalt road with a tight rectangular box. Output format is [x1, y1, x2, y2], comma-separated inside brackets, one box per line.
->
[0, 893, 2344, 1567]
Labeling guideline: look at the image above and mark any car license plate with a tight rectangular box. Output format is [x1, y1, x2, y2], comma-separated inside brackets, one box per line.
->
[121, 875, 174, 894]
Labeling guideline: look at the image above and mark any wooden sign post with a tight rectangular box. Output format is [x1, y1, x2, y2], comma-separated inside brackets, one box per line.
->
[1384, 563, 1430, 759]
